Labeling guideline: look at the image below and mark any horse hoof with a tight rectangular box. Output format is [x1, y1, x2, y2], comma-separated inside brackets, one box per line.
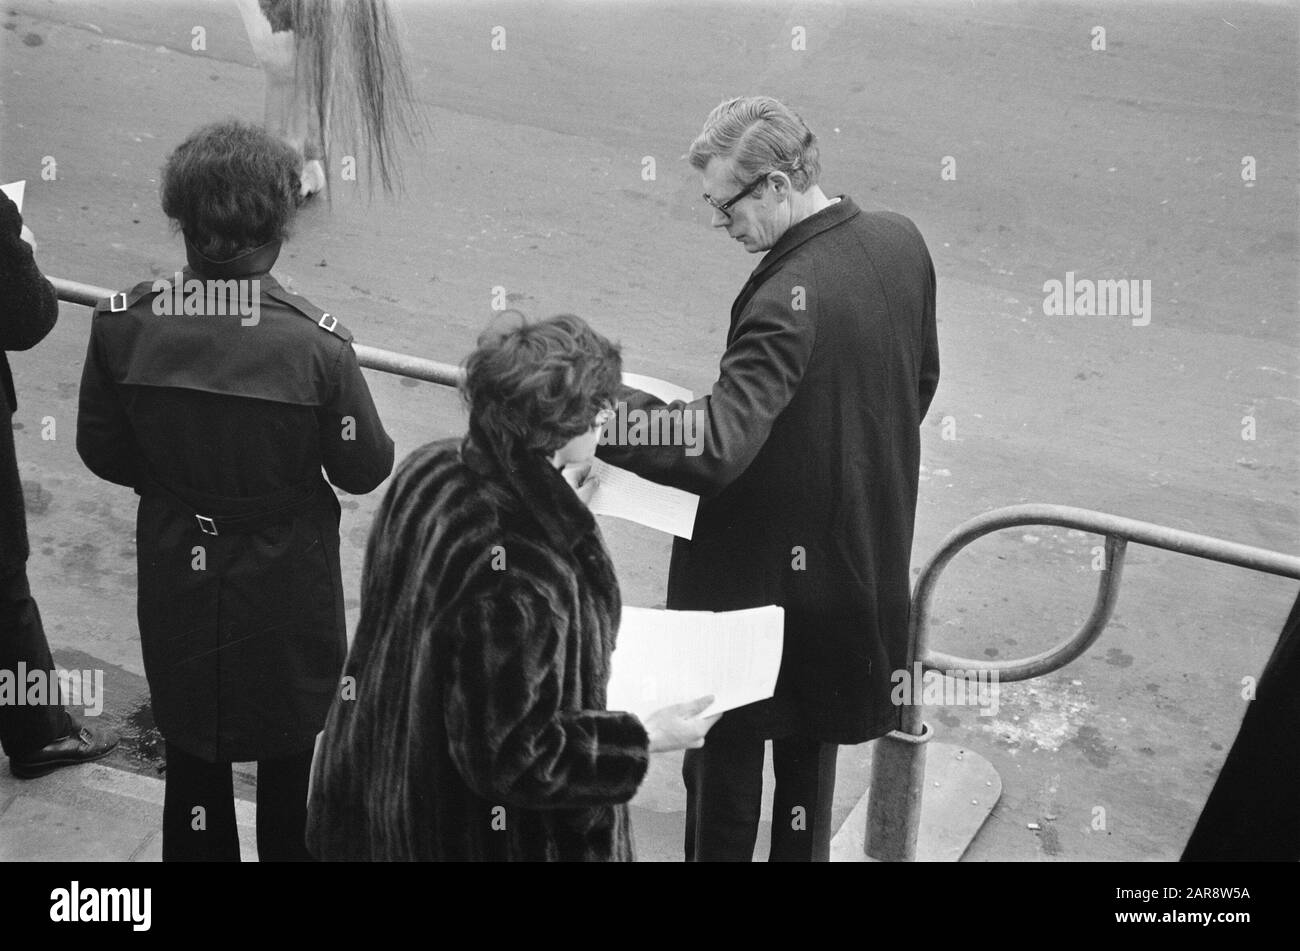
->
[299, 159, 326, 198]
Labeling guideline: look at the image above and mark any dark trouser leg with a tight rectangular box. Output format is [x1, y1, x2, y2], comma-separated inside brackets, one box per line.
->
[769, 736, 838, 862]
[255, 747, 315, 862]
[682, 731, 766, 862]
[0, 563, 71, 759]
[162, 742, 240, 862]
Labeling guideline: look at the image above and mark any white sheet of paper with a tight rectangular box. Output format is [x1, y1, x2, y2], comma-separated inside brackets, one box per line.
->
[586, 458, 698, 539]
[606, 605, 785, 720]
[622, 371, 694, 404]
[2, 180, 25, 213]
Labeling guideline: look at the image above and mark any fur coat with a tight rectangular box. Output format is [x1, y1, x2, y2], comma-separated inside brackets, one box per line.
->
[306, 428, 650, 861]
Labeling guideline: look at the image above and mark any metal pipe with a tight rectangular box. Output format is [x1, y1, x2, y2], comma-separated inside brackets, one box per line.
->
[909, 505, 1300, 682]
[49, 276, 464, 388]
[864, 722, 933, 862]
[924, 503, 1300, 582]
[924, 536, 1128, 682]
[869, 505, 1300, 861]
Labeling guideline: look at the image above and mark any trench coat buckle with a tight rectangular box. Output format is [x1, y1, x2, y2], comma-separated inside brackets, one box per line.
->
[109, 292, 128, 312]
[318, 312, 338, 333]
[195, 514, 219, 536]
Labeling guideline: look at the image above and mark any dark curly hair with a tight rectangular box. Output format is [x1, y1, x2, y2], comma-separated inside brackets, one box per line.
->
[160, 119, 301, 260]
[462, 314, 622, 457]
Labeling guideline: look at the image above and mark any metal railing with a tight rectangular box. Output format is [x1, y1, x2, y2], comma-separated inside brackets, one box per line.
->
[865, 503, 1300, 861]
[48, 279, 1300, 861]
[51, 277, 464, 387]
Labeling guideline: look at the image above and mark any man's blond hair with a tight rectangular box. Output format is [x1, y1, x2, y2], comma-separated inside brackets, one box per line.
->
[688, 96, 820, 191]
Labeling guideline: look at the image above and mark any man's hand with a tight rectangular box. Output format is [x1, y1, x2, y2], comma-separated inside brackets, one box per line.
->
[643, 695, 721, 753]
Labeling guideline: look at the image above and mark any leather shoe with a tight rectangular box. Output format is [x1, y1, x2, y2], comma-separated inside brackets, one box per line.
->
[10, 723, 120, 779]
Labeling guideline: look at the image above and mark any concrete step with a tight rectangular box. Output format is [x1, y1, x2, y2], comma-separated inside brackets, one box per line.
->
[0, 762, 257, 862]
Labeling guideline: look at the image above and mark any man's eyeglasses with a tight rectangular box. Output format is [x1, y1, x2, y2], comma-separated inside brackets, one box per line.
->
[703, 172, 770, 219]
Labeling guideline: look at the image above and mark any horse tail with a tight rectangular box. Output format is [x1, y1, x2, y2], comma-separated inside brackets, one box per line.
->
[292, 0, 424, 194]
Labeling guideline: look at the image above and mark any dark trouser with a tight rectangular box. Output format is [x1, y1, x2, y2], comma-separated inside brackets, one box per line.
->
[162, 742, 315, 862]
[0, 562, 72, 760]
[683, 731, 837, 862]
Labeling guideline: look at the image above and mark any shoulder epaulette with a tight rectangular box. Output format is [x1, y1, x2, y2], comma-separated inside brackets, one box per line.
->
[96, 280, 159, 316]
[263, 286, 353, 342]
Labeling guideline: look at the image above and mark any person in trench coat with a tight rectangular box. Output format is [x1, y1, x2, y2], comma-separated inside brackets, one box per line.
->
[76, 120, 393, 860]
[597, 96, 940, 861]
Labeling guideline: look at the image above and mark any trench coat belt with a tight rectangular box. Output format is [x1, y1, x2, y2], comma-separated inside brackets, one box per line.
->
[137, 475, 323, 537]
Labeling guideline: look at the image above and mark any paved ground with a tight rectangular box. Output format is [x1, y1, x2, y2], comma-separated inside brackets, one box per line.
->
[0, 0, 1296, 861]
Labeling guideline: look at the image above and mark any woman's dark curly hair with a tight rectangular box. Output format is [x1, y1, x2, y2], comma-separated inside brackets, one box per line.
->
[160, 120, 301, 261]
[462, 314, 622, 457]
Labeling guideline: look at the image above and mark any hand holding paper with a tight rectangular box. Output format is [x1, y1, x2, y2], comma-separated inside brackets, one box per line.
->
[560, 461, 598, 505]
[642, 695, 719, 752]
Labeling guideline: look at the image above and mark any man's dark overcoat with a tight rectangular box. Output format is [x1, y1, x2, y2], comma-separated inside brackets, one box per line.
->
[599, 197, 939, 744]
[76, 240, 394, 761]
[307, 433, 651, 861]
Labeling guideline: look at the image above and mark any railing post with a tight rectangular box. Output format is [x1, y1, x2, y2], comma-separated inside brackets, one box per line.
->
[865, 722, 932, 861]
[857, 505, 1298, 862]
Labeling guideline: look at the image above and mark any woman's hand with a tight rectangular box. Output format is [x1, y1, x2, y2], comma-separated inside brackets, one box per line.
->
[643, 695, 720, 753]
[560, 461, 598, 506]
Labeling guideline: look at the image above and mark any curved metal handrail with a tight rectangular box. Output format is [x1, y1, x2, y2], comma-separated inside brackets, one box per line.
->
[902, 504, 1300, 733]
[49, 276, 465, 387]
[918, 534, 1129, 682]
[872, 503, 1300, 860]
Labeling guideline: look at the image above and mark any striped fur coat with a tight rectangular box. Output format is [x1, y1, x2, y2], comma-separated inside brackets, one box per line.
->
[306, 428, 650, 861]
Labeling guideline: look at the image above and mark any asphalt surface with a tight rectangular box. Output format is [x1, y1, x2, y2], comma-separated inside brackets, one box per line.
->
[1, 0, 1297, 861]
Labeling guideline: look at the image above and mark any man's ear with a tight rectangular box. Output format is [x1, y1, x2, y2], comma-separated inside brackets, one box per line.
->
[770, 171, 792, 201]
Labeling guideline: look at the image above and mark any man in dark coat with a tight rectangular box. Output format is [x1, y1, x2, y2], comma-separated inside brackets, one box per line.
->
[598, 96, 940, 861]
[0, 189, 119, 777]
[76, 121, 394, 860]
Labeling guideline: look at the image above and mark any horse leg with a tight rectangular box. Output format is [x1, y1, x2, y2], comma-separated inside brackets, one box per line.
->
[235, 0, 324, 198]
[268, 73, 325, 198]
[300, 85, 327, 197]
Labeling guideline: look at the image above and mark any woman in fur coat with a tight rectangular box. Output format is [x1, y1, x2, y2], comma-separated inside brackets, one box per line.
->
[307, 314, 716, 861]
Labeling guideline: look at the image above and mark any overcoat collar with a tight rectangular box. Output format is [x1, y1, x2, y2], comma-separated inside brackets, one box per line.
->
[459, 423, 597, 552]
[184, 236, 282, 279]
[745, 195, 859, 289]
